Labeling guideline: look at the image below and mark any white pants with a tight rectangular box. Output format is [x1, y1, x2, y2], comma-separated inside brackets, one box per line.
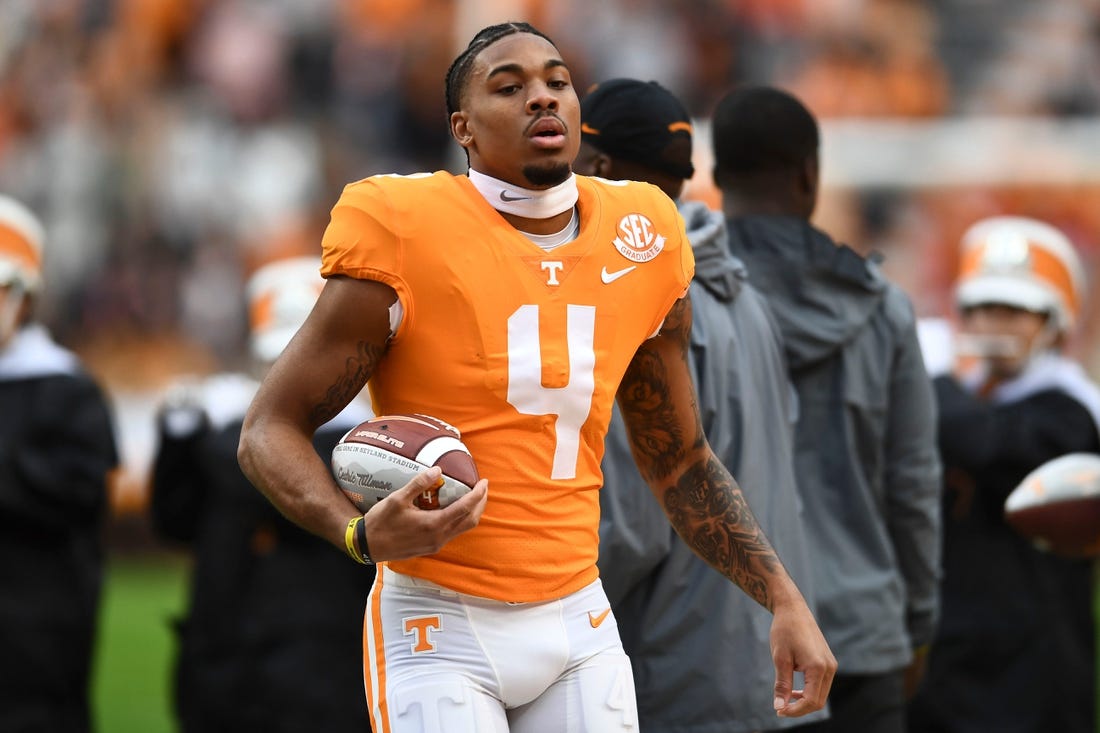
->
[363, 566, 638, 733]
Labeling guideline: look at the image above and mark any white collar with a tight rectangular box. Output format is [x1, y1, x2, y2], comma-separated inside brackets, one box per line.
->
[467, 168, 578, 219]
[982, 351, 1100, 435]
[0, 324, 80, 381]
[520, 207, 580, 251]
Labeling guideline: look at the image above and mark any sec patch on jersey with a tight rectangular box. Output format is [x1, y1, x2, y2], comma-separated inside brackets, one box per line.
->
[332, 414, 479, 511]
[1004, 452, 1100, 558]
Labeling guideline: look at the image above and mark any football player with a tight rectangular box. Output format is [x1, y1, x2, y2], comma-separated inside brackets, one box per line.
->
[151, 257, 375, 732]
[908, 216, 1100, 733]
[238, 22, 835, 733]
[0, 195, 119, 732]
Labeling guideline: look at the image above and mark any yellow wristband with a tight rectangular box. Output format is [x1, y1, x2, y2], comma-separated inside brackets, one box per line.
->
[345, 516, 367, 565]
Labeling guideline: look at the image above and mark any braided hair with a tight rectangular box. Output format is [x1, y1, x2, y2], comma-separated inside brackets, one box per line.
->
[444, 22, 556, 117]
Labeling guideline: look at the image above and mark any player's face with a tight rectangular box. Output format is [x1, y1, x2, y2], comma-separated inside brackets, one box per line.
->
[452, 33, 580, 189]
[959, 303, 1050, 378]
[0, 283, 27, 349]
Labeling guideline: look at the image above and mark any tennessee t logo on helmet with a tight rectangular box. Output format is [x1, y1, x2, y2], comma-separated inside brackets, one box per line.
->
[956, 215, 1085, 333]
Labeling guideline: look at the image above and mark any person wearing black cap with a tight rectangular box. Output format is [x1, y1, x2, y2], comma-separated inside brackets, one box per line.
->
[712, 86, 941, 733]
[575, 79, 697, 197]
[576, 78, 829, 732]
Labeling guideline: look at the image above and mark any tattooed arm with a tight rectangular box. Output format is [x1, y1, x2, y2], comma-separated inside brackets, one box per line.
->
[238, 276, 487, 561]
[618, 294, 836, 717]
[619, 295, 784, 606]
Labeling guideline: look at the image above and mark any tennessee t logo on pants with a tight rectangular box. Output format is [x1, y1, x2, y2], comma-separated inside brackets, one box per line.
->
[403, 616, 442, 653]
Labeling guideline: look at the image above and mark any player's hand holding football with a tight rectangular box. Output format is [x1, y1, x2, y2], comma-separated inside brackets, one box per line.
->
[361, 467, 489, 561]
[769, 594, 836, 718]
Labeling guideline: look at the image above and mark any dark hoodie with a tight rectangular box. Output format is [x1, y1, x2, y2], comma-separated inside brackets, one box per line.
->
[0, 325, 118, 733]
[727, 214, 942, 674]
[150, 375, 376, 733]
[599, 202, 824, 731]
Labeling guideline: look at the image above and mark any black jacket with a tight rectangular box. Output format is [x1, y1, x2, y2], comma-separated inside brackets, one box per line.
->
[151, 375, 375, 733]
[0, 325, 118, 733]
[909, 355, 1100, 733]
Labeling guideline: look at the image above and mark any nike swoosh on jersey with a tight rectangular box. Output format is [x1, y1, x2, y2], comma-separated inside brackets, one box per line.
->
[600, 265, 637, 284]
[588, 608, 611, 628]
[500, 190, 531, 202]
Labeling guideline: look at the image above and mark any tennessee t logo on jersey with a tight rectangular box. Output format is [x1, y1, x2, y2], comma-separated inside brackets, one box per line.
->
[541, 261, 564, 285]
[403, 615, 442, 653]
[521, 255, 581, 287]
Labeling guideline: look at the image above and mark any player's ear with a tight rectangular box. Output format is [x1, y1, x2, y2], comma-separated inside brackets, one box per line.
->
[451, 111, 473, 148]
[799, 153, 819, 197]
[592, 151, 613, 178]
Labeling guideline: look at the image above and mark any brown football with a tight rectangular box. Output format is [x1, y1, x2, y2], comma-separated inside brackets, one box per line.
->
[331, 414, 478, 511]
[1004, 453, 1100, 558]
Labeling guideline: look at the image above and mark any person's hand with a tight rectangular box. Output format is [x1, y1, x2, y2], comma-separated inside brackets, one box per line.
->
[770, 598, 837, 718]
[157, 378, 209, 440]
[903, 644, 930, 700]
[361, 467, 488, 561]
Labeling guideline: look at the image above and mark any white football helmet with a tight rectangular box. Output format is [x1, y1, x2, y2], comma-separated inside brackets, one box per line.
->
[0, 196, 45, 346]
[0, 195, 44, 293]
[956, 215, 1085, 334]
[246, 256, 325, 363]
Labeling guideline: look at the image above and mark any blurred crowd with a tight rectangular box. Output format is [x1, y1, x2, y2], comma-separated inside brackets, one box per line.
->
[1, 0, 1099, 513]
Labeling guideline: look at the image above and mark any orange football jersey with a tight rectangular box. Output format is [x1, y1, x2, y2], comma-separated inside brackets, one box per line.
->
[321, 171, 694, 601]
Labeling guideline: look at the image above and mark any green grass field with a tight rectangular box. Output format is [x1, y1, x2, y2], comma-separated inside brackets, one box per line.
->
[92, 550, 1100, 732]
[92, 551, 190, 733]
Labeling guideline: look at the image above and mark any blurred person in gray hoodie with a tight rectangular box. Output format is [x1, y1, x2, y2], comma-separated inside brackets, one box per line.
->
[711, 86, 942, 733]
[575, 78, 829, 732]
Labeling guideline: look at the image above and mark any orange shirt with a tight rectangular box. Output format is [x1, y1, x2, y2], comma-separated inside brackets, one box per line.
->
[321, 172, 693, 601]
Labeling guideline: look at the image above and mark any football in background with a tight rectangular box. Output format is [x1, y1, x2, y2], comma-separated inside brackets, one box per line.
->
[1004, 452, 1100, 558]
[332, 414, 479, 511]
